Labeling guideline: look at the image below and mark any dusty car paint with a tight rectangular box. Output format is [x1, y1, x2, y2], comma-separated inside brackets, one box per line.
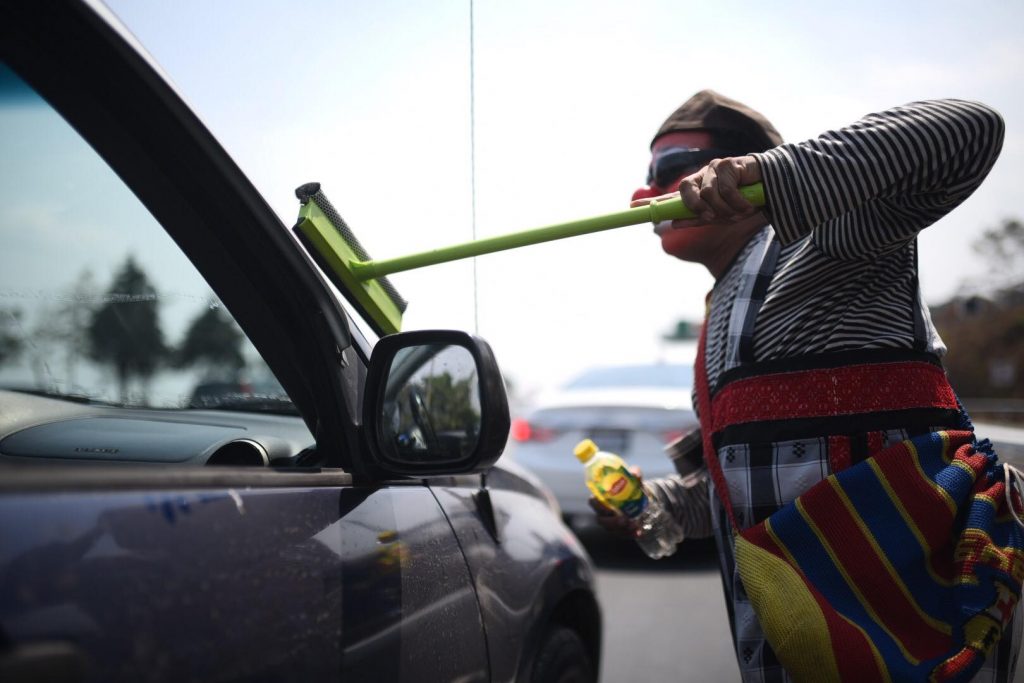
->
[0, 485, 490, 680]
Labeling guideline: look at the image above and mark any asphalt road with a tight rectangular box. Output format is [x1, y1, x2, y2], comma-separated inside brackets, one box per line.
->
[579, 527, 1024, 683]
[577, 530, 741, 682]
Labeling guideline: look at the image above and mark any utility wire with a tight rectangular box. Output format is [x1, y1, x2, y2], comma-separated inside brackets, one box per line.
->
[469, 0, 479, 334]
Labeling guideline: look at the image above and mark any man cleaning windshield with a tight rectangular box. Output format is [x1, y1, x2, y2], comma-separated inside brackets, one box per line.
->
[591, 90, 1020, 681]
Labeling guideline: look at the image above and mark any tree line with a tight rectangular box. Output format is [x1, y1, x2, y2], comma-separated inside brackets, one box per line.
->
[0, 256, 246, 404]
[933, 218, 1024, 406]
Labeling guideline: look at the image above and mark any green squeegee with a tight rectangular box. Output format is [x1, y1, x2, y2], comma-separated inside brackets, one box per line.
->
[294, 181, 765, 335]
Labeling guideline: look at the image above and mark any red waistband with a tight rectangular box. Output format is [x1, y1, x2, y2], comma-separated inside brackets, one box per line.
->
[710, 360, 958, 435]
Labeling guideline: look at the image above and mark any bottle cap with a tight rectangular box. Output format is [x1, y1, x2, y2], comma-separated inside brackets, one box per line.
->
[574, 438, 598, 462]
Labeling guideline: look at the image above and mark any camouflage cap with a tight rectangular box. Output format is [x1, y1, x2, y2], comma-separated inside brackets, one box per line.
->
[652, 89, 783, 153]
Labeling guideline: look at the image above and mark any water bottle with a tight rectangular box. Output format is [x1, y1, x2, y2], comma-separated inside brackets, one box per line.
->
[574, 438, 684, 559]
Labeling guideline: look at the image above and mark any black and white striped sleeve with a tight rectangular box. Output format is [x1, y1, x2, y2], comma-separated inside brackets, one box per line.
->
[753, 99, 1004, 258]
[646, 469, 714, 539]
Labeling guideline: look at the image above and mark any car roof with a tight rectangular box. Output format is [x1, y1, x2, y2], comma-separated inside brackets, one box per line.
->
[530, 386, 693, 413]
[523, 362, 695, 413]
[562, 363, 694, 391]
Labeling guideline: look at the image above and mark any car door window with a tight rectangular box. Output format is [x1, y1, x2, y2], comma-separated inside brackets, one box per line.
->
[0, 61, 308, 439]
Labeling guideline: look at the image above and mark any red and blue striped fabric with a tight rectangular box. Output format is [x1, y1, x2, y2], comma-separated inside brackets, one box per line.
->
[735, 429, 1024, 682]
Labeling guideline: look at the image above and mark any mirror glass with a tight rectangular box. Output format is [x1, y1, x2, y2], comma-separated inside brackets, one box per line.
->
[380, 344, 481, 462]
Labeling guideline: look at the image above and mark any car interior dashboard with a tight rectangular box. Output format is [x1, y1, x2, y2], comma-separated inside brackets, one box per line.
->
[0, 389, 316, 468]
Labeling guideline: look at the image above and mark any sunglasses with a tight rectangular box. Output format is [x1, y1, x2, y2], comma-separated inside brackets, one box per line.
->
[646, 147, 740, 188]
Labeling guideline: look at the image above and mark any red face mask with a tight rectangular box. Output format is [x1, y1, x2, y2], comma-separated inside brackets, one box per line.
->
[632, 159, 709, 261]
[631, 185, 661, 203]
[632, 131, 723, 262]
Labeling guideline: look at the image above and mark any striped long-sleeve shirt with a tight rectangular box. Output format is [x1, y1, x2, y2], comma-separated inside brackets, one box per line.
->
[647, 98, 1004, 539]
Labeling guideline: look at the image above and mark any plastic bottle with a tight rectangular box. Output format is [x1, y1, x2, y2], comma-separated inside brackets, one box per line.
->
[574, 438, 684, 559]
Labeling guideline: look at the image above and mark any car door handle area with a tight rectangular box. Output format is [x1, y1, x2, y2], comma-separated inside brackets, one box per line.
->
[0, 640, 90, 683]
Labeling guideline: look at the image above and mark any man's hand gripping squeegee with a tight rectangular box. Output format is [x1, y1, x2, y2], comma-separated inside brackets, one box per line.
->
[294, 181, 765, 335]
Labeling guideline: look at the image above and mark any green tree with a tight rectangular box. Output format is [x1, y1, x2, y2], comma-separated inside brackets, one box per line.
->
[32, 270, 99, 388]
[662, 319, 700, 341]
[87, 257, 167, 403]
[972, 217, 1024, 291]
[0, 306, 24, 368]
[935, 217, 1024, 406]
[417, 371, 479, 432]
[176, 303, 246, 377]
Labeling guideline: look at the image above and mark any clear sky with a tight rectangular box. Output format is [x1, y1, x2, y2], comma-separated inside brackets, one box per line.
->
[103, 0, 1024, 401]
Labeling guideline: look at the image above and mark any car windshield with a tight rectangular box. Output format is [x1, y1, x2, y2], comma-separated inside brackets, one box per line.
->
[563, 364, 693, 390]
[0, 62, 294, 414]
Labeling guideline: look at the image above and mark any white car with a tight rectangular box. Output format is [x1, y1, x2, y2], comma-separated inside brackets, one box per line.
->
[507, 363, 698, 528]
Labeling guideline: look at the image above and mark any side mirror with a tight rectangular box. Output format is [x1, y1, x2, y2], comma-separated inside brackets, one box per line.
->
[363, 330, 510, 476]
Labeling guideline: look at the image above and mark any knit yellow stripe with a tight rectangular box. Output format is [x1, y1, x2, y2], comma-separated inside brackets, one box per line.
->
[829, 479, 952, 636]
[736, 525, 842, 682]
[907, 440, 957, 515]
[950, 458, 980, 479]
[796, 497, 921, 666]
[867, 458, 953, 588]
[941, 431, 953, 464]
[765, 521, 892, 683]
[975, 492, 998, 507]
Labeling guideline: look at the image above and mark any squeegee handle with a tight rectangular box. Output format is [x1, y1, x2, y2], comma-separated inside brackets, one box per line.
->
[351, 182, 765, 281]
[647, 182, 765, 222]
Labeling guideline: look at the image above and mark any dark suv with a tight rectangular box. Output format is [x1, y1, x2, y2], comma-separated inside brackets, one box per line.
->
[0, 2, 600, 681]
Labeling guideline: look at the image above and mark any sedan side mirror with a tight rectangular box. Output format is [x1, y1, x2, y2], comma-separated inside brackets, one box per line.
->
[363, 330, 510, 476]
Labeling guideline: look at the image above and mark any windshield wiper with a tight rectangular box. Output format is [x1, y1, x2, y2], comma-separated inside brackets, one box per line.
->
[2, 386, 123, 407]
[187, 394, 299, 415]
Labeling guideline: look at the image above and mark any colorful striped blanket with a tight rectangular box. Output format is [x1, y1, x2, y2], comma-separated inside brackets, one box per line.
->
[735, 430, 1024, 682]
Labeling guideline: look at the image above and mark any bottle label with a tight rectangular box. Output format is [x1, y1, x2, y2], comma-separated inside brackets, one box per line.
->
[593, 464, 647, 518]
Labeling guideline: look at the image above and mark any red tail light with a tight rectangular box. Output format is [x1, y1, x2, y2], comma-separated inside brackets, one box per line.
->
[510, 418, 558, 443]
[662, 429, 686, 444]
[510, 418, 532, 442]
